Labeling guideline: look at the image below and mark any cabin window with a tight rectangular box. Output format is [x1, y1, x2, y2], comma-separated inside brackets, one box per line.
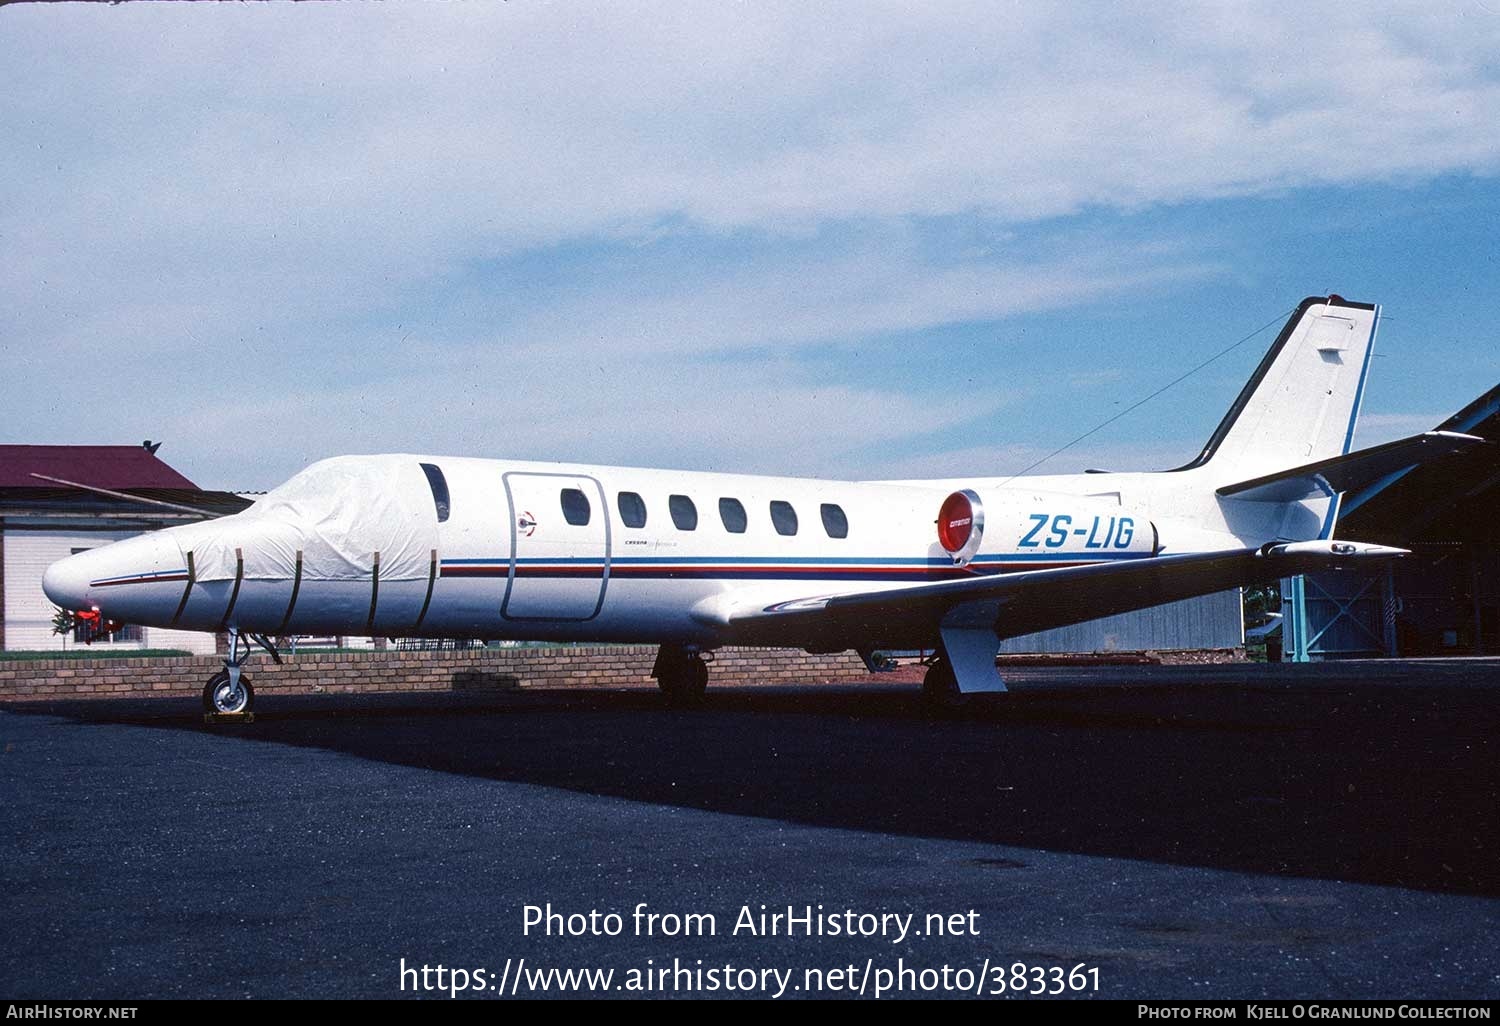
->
[617, 491, 647, 529]
[419, 463, 451, 523]
[718, 497, 748, 534]
[820, 503, 849, 539]
[669, 494, 698, 531]
[560, 487, 591, 526]
[769, 500, 799, 536]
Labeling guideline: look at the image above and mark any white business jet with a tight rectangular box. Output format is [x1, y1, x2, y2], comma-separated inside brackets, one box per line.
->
[42, 297, 1479, 714]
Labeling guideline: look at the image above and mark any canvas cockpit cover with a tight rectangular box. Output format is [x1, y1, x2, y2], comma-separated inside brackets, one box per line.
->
[173, 456, 440, 582]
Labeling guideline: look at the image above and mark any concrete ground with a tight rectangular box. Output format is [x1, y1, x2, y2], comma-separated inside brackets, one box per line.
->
[1, 660, 1497, 1000]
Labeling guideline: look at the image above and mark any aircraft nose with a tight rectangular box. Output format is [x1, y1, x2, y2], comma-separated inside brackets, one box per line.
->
[41, 531, 185, 619]
[42, 550, 98, 611]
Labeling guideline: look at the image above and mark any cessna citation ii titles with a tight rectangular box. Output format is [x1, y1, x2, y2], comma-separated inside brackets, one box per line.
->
[43, 296, 1481, 714]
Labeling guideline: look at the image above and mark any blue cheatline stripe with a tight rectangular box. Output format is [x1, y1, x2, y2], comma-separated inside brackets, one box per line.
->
[444, 552, 1150, 567]
[436, 551, 1153, 582]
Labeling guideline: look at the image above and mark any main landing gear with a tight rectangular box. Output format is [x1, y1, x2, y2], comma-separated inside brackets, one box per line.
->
[202, 627, 280, 717]
[652, 645, 709, 705]
[920, 654, 965, 708]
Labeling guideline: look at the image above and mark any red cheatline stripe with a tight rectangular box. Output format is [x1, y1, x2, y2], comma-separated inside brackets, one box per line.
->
[93, 574, 190, 587]
[509, 562, 1094, 577]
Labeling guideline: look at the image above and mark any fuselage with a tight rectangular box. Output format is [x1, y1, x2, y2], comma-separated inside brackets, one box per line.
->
[39, 453, 1255, 650]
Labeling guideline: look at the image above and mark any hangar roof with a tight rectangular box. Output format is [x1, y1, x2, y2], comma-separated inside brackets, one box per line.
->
[0, 445, 197, 490]
[0, 445, 252, 520]
[1338, 384, 1500, 546]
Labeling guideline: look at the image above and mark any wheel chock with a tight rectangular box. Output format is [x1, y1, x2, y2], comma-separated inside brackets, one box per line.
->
[203, 711, 256, 725]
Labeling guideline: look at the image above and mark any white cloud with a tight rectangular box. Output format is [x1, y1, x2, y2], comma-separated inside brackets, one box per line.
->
[7, 3, 1500, 286]
[490, 240, 1218, 359]
[2, 3, 1497, 485]
[533, 5, 1500, 232]
[149, 361, 1013, 488]
[862, 438, 1207, 483]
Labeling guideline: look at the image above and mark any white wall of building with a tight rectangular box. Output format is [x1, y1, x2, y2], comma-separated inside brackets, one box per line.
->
[3, 527, 218, 654]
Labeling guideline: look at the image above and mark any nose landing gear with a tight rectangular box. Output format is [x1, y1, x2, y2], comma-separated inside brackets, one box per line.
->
[202, 627, 280, 719]
[203, 667, 254, 716]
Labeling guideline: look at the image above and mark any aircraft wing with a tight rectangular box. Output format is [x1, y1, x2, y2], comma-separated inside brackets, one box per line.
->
[713, 540, 1406, 653]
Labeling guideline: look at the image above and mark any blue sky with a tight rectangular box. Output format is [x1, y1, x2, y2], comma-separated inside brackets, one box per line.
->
[3, 4, 1498, 490]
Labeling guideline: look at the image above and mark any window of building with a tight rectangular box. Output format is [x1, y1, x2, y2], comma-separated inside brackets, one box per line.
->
[820, 503, 849, 539]
[769, 500, 798, 536]
[560, 488, 591, 526]
[74, 621, 143, 644]
[718, 497, 748, 534]
[669, 494, 698, 531]
[419, 463, 450, 523]
[617, 491, 647, 529]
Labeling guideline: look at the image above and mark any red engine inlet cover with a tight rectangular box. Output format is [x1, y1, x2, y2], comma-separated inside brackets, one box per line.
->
[937, 491, 975, 553]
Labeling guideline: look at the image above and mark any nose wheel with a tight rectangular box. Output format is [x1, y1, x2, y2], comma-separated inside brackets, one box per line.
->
[203, 626, 268, 718]
[203, 669, 255, 715]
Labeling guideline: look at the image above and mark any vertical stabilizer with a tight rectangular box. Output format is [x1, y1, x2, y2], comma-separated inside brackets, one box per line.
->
[1177, 296, 1379, 484]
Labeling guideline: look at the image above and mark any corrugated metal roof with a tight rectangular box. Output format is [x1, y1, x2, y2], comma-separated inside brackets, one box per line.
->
[0, 445, 197, 490]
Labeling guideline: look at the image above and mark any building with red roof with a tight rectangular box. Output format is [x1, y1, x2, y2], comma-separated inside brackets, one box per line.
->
[0, 444, 249, 653]
[0, 445, 199, 490]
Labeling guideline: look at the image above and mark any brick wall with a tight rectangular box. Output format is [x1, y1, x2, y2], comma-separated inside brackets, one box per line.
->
[0, 646, 872, 702]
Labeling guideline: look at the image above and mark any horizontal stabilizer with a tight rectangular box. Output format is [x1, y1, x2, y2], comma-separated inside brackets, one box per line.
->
[1216, 431, 1485, 503]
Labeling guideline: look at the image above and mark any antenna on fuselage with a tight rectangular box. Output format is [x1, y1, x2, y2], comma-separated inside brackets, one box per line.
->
[985, 303, 1296, 488]
[28, 473, 220, 518]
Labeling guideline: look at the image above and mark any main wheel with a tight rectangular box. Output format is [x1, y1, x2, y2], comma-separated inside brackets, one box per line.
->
[203, 669, 255, 715]
[920, 658, 966, 709]
[685, 657, 708, 700]
[657, 654, 708, 705]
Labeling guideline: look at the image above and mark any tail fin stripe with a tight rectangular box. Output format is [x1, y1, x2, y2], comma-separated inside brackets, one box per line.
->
[1339, 306, 1380, 457]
